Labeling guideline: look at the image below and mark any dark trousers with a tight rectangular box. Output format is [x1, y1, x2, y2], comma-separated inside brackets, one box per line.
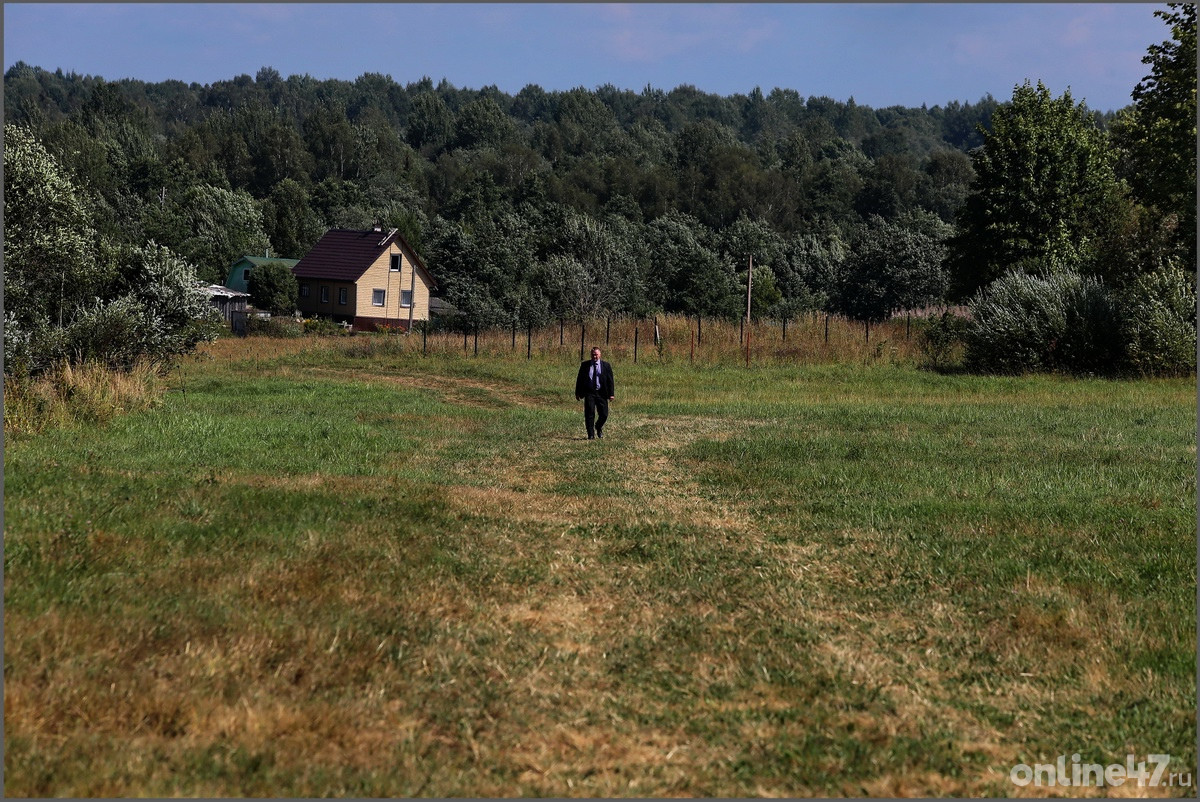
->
[583, 393, 609, 438]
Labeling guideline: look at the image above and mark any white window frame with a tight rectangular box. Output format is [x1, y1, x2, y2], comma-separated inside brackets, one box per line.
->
[372, 289, 386, 307]
[338, 287, 348, 305]
[320, 286, 329, 303]
[400, 289, 413, 308]
[299, 284, 309, 298]
[390, 254, 402, 272]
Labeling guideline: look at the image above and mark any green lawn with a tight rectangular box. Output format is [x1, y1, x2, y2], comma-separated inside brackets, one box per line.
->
[5, 335, 1195, 796]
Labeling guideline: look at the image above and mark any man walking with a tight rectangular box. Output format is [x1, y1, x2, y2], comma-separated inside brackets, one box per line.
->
[575, 346, 615, 440]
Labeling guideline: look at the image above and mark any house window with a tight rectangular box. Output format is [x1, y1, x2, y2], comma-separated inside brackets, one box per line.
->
[400, 290, 413, 308]
[320, 286, 329, 303]
[300, 284, 309, 298]
[390, 254, 402, 272]
[372, 289, 386, 306]
[243, 268, 251, 282]
[338, 287, 348, 305]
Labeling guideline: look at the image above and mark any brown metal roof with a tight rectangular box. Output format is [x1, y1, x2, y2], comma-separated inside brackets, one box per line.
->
[291, 228, 436, 289]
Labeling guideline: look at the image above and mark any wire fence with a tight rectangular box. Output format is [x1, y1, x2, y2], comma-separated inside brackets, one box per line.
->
[377, 312, 940, 367]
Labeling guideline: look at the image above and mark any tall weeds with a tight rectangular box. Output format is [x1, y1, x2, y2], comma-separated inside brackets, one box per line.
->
[4, 360, 166, 437]
[351, 312, 927, 367]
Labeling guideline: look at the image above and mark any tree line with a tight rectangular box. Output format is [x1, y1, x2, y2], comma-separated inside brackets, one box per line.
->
[4, 4, 1194, 377]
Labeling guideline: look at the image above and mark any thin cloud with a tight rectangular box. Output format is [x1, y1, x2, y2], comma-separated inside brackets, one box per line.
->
[586, 5, 778, 65]
[1062, 13, 1098, 48]
[949, 32, 998, 65]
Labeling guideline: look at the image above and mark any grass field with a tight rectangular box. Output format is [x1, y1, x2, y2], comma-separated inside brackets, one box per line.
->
[4, 329, 1196, 797]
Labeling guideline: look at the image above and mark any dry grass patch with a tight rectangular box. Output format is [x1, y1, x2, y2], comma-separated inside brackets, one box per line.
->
[294, 364, 549, 409]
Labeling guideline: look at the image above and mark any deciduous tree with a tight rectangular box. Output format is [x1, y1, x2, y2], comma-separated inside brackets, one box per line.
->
[247, 259, 300, 316]
[833, 214, 950, 323]
[1111, 3, 1197, 268]
[947, 82, 1123, 298]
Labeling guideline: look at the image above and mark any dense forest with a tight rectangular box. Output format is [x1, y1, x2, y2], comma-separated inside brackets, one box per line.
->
[3, 62, 1009, 307]
[4, 3, 1195, 376]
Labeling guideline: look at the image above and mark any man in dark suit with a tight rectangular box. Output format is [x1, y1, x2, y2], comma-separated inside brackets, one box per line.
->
[575, 346, 615, 440]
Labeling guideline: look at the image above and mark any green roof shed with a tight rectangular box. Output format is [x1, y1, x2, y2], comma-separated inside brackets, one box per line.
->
[225, 254, 301, 293]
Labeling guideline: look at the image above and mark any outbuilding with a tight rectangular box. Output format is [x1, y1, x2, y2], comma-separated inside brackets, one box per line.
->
[224, 254, 301, 293]
[202, 284, 251, 334]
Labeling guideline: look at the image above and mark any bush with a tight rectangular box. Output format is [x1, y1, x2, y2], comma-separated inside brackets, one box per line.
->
[3, 239, 220, 377]
[66, 296, 149, 369]
[301, 317, 348, 336]
[917, 311, 969, 370]
[4, 313, 65, 379]
[246, 315, 303, 338]
[1117, 266, 1196, 377]
[964, 269, 1121, 374]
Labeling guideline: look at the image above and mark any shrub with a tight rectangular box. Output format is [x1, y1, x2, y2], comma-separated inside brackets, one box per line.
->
[964, 269, 1121, 374]
[3, 313, 66, 379]
[917, 311, 969, 371]
[3, 237, 220, 377]
[246, 315, 303, 338]
[65, 296, 149, 369]
[1117, 266, 1196, 377]
[301, 317, 347, 336]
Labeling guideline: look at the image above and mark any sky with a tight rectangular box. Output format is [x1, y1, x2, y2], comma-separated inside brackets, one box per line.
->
[3, 3, 1172, 112]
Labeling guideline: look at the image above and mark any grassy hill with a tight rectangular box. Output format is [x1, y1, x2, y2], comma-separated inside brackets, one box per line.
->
[4, 331, 1195, 796]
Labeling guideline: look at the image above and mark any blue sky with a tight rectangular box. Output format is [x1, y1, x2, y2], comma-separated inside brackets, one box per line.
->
[4, 3, 1170, 112]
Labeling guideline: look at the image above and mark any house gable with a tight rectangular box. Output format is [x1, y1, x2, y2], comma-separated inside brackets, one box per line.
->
[293, 228, 437, 330]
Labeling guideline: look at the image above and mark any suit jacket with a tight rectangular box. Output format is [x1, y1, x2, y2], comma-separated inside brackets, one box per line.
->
[575, 359, 615, 400]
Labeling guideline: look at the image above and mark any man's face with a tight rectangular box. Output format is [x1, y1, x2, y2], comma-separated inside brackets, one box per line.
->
[592, 349, 601, 361]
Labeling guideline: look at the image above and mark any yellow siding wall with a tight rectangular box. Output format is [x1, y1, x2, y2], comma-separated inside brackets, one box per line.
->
[356, 244, 432, 323]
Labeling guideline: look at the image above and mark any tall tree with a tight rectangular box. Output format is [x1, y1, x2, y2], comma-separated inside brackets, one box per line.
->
[1111, 3, 1197, 268]
[304, 104, 357, 181]
[646, 210, 739, 318]
[451, 97, 516, 151]
[262, 178, 325, 257]
[4, 125, 107, 352]
[947, 81, 1123, 298]
[833, 214, 950, 323]
[919, 149, 975, 223]
[247, 260, 300, 316]
[170, 184, 271, 284]
[549, 210, 635, 319]
[406, 91, 454, 154]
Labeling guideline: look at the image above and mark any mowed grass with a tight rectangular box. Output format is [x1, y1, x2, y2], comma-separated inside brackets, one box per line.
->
[4, 335, 1195, 797]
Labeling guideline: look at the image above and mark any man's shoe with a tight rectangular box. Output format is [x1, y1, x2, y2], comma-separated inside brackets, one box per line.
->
[597, 431, 603, 439]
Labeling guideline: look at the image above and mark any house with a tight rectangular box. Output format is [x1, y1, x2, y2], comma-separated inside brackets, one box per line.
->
[201, 284, 250, 334]
[224, 254, 301, 293]
[291, 226, 437, 331]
